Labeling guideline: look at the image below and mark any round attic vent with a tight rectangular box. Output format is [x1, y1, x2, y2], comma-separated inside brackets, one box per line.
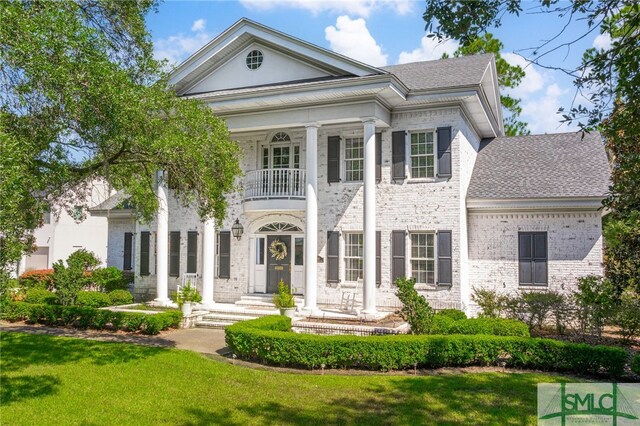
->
[246, 50, 263, 70]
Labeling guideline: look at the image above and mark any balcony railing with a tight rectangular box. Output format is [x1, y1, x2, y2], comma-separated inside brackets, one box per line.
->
[244, 168, 306, 200]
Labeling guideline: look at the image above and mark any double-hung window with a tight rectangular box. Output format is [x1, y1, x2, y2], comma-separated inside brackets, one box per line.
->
[344, 233, 364, 282]
[410, 233, 436, 284]
[344, 137, 364, 182]
[410, 131, 435, 178]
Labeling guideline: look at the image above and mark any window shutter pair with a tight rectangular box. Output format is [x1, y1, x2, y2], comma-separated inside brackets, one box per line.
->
[140, 231, 150, 276]
[518, 232, 547, 285]
[391, 127, 453, 180]
[326, 231, 381, 284]
[391, 230, 452, 286]
[169, 232, 180, 277]
[123, 233, 133, 271]
[218, 231, 231, 279]
[327, 134, 382, 183]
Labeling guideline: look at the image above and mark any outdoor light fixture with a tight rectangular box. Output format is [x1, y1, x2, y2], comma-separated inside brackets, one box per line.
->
[231, 219, 244, 240]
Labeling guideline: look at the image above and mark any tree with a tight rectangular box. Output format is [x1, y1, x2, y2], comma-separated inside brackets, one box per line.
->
[0, 1, 242, 273]
[423, 0, 640, 294]
[444, 33, 529, 136]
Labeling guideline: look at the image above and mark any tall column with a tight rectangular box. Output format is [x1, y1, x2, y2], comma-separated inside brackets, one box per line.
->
[362, 118, 377, 314]
[154, 171, 170, 305]
[201, 218, 215, 308]
[303, 123, 319, 312]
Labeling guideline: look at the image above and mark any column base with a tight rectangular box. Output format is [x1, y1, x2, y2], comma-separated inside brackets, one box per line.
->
[151, 298, 172, 307]
[299, 306, 322, 317]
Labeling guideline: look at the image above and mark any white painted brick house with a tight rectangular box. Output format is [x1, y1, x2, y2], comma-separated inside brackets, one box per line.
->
[92, 19, 609, 315]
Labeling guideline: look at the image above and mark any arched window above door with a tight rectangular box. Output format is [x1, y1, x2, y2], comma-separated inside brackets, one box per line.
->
[271, 132, 290, 142]
[258, 222, 302, 233]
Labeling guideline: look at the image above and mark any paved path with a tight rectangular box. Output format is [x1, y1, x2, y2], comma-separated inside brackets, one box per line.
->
[0, 321, 229, 356]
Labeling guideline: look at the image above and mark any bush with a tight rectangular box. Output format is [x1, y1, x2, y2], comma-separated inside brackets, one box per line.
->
[76, 291, 111, 308]
[92, 267, 127, 292]
[18, 269, 54, 290]
[471, 288, 508, 318]
[436, 309, 467, 321]
[108, 290, 133, 306]
[632, 355, 640, 376]
[504, 291, 566, 332]
[614, 289, 640, 343]
[429, 316, 530, 337]
[574, 275, 617, 337]
[24, 288, 58, 305]
[395, 277, 434, 334]
[225, 316, 627, 377]
[1, 302, 180, 335]
[53, 249, 101, 306]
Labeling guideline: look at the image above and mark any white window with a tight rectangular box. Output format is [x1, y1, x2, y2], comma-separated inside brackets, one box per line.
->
[246, 50, 263, 70]
[344, 136, 364, 182]
[344, 233, 363, 282]
[410, 233, 435, 284]
[410, 131, 435, 178]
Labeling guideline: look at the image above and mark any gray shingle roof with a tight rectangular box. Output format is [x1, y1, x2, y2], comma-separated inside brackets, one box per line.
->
[467, 132, 610, 199]
[382, 54, 493, 91]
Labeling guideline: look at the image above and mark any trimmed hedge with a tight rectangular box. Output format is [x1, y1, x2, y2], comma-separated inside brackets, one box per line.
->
[76, 291, 111, 308]
[429, 316, 530, 337]
[24, 288, 58, 305]
[225, 316, 628, 378]
[108, 289, 134, 306]
[436, 309, 467, 321]
[632, 355, 640, 376]
[2, 302, 182, 335]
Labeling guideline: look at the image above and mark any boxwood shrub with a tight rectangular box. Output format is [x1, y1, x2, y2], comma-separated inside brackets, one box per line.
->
[429, 316, 530, 337]
[108, 289, 134, 306]
[225, 316, 627, 378]
[76, 291, 112, 308]
[632, 354, 640, 376]
[2, 302, 181, 335]
[436, 309, 467, 321]
[24, 288, 58, 305]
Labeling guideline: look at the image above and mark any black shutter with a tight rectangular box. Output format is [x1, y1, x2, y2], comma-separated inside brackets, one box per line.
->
[123, 232, 133, 271]
[376, 231, 381, 286]
[375, 133, 382, 183]
[169, 231, 180, 277]
[533, 233, 548, 284]
[391, 230, 405, 284]
[519, 233, 533, 284]
[391, 131, 406, 180]
[187, 231, 197, 274]
[326, 231, 339, 283]
[327, 136, 341, 183]
[437, 230, 452, 285]
[219, 231, 231, 279]
[437, 126, 452, 178]
[140, 231, 150, 276]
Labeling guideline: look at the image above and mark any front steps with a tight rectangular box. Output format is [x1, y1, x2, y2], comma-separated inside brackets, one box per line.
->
[194, 295, 283, 329]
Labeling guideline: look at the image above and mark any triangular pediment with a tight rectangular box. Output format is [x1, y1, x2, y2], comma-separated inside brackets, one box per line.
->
[169, 18, 386, 96]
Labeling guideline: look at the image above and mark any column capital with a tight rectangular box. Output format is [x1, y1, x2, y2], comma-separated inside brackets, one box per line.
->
[361, 117, 377, 125]
[304, 122, 321, 129]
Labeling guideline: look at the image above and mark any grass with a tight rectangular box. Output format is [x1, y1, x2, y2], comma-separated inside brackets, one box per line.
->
[1, 332, 580, 425]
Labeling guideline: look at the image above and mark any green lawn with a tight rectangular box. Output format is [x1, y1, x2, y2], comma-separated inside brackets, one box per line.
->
[1, 332, 577, 425]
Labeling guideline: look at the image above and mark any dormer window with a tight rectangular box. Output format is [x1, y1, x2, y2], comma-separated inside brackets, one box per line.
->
[246, 50, 263, 70]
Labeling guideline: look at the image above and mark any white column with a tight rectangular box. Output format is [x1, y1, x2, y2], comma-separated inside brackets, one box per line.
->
[303, 123, 319, 312]
[201, 218, 215, 308]
[154, 171, 170, 305]
[362, 118, 377, 314]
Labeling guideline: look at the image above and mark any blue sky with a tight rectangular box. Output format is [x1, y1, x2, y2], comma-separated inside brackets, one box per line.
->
[146, 0, 611, 134]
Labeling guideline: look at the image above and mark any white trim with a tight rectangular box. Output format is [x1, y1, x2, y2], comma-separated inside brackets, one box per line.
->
[466, 197, 605, 212]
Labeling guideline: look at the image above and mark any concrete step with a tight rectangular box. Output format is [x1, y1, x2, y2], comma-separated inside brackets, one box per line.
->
[195, 320, 234, 329]
[203, 305, 279, 317]
[201, 313, 258, 322]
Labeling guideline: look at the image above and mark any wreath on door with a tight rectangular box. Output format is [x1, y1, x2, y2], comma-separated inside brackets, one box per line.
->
[269, 239, 288, 261]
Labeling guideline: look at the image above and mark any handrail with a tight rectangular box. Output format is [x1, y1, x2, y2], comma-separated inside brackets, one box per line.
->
[244, 168, 306, 200]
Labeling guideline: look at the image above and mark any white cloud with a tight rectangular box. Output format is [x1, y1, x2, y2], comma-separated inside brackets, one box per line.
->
[593, 33, 612, 50]
[191, 18, 206, 32]
[521, 84, 576, 133]
[239, 0, 414, 18]
[325, 16, 387, 66]
[397, 35, 459, 64]
[154, 19, 210, 66]
[502, 53, 545, 97]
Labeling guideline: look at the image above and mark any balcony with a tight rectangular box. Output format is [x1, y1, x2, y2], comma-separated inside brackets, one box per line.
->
[243, 168, 306, 212]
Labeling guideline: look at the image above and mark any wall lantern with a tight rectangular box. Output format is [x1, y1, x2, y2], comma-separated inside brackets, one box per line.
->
[231, 219, 244, 240]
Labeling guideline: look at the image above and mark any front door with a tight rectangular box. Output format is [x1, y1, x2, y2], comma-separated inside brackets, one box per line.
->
[267, 235, 291, 293]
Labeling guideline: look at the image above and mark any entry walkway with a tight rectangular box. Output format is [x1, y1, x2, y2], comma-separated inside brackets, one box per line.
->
[0, 321, 229, 355]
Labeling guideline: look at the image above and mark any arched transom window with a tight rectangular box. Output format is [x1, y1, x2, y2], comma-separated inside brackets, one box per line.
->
[258, 222, 302, 233]
[271, 132, 291, 142]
